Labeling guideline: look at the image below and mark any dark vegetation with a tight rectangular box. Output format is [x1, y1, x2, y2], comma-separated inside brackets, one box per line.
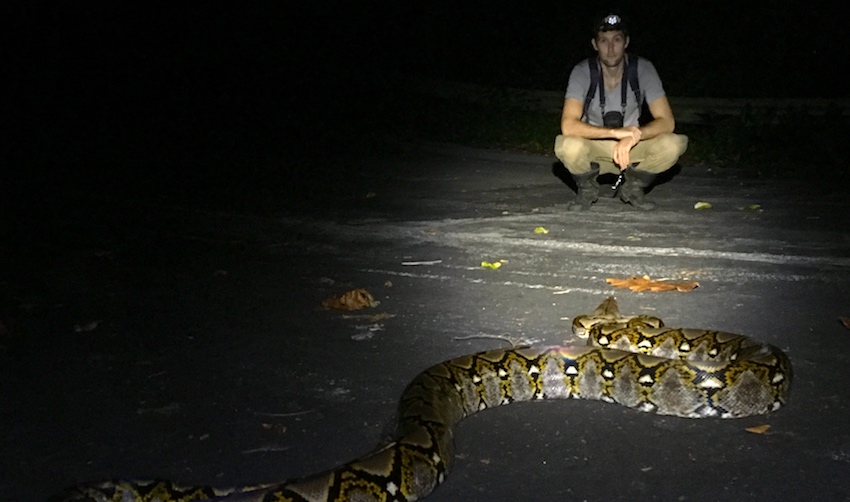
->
[5, 2, 847, 216]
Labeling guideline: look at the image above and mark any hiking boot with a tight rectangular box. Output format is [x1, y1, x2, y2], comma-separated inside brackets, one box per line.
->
[619, 168, 657, 210]
[568, 167, 600, 211]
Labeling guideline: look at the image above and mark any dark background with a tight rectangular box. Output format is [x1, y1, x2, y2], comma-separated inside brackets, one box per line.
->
[3, 5, 850, 500]
[5, 1, 848, 210]
[9, 2, 845, 97]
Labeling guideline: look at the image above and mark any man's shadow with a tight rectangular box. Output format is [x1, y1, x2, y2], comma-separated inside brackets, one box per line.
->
[551, 161, 682, 195]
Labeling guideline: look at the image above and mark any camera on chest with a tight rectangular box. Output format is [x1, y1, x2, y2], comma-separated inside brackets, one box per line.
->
[603, 110, 624, 128]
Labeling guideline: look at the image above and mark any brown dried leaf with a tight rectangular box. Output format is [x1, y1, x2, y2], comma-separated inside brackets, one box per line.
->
[322, 288, 379, 310]
[606, 275, 699, 293]
[745, 424, 771, 435]
[839, 317, 850, 329]
[261, 423, 287, 434]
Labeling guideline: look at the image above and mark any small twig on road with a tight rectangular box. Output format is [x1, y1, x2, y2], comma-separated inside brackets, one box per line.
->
[242, 445, 291, 454]
[252, 410, 315, 418]
[401, 260, 443, 266]
[453, 333, 542, 349]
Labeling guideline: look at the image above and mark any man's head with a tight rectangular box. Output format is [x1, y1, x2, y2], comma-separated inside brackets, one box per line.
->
[591, 14, 629, 68]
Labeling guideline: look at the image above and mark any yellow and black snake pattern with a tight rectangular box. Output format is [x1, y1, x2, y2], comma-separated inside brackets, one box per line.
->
[51, 298, 791, 502]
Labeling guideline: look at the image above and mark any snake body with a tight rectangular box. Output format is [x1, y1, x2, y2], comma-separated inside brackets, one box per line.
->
[51, 298, 791, 502]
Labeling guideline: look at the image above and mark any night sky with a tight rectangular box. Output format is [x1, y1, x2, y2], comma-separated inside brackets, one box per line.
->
[5, 1, 847, 205]
[10, 2, 840, 94]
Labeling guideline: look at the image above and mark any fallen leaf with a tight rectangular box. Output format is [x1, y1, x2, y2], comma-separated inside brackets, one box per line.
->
[839, 317, 850, 329]
[745, 424, 771, 435]
[74, 320, 103, 332]
[261, 423, 287, 434]
[533, 226, 549, 234]
[322, 289, 379, 310]
[606, 275, 699, 293]
[694, 201, 712, 210]
[481, 261, 502, 270]
[384, 280, 393, 287]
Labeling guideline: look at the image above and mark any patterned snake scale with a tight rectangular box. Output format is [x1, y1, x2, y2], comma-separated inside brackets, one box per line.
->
[51, 297, 791, 502]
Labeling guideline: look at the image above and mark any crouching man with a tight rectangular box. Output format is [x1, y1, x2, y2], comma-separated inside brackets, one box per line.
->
[554, 14, 688, 210]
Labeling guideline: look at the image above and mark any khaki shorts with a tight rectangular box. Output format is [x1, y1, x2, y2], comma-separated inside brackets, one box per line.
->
[554, 133, 688, 174]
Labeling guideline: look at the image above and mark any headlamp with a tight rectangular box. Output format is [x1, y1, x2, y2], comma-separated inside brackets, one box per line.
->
[595, 13, 628, 35]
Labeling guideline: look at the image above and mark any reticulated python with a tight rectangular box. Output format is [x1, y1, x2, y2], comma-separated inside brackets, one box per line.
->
[51, 297, 791, 502]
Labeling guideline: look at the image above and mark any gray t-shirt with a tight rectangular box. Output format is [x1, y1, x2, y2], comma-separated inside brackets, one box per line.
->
[565, 55, 665, 127]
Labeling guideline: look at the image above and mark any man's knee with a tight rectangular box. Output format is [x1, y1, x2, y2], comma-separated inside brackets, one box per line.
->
[634, 133, 688, 173]
[554, 135, 592, 173]
[650, 133, 688, 164]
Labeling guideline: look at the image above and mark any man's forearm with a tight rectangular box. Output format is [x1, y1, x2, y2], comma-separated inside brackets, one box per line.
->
[637, 116, 675, 140]
[561, 114, 675, 141]
[561, 118, 623, 139]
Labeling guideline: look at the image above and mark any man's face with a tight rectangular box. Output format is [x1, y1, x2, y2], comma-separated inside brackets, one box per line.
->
[591, 30, 629, 68]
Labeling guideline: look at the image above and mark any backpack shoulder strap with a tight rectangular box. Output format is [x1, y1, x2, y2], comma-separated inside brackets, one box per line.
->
[582, 57, 599, 121]
[626, 55, 641, 104]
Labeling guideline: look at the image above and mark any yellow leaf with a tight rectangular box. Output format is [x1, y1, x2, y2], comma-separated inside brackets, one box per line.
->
[745, 424, 771, 434]
[481, 261, 502, 270]
[533, 226, 549, 234]
[694, 201, 712, 210]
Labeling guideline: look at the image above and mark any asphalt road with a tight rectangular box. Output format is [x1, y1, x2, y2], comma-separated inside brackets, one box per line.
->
[3, 143, 850, 501]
